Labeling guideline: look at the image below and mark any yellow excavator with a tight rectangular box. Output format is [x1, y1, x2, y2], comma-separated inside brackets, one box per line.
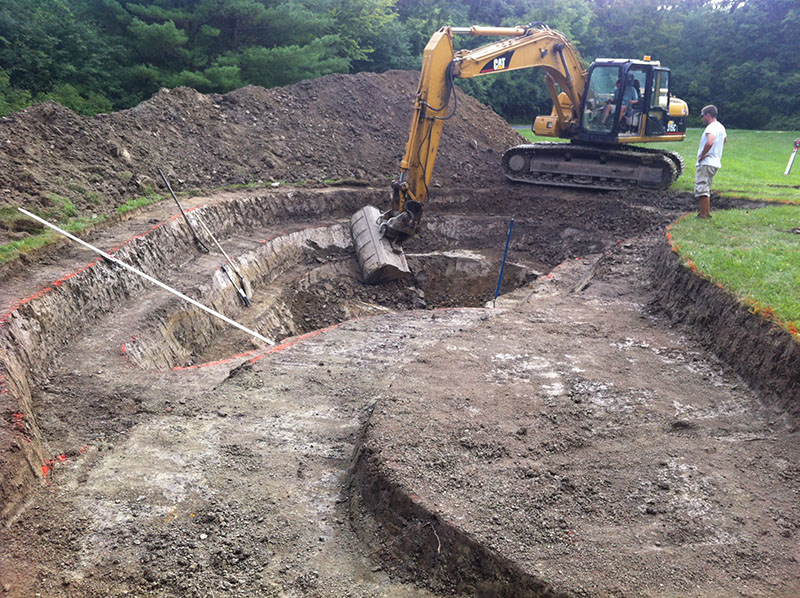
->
[350, 23, 689, 283]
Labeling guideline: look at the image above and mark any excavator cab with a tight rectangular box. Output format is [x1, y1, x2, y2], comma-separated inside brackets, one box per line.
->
[578, 59, 687, 143]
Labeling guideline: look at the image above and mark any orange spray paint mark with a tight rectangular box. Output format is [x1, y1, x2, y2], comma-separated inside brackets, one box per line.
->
[40, 451, 78, 478]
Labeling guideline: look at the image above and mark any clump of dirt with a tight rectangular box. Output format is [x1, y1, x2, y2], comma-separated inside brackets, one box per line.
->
[0, 71, 523, 246]
[288, 277, 426, 331]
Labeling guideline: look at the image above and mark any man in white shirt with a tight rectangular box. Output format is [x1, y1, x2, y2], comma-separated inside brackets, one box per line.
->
[695, 105, 727, 218]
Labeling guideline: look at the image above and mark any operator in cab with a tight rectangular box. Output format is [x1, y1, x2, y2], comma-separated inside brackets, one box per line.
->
[602, 74, 638, 126]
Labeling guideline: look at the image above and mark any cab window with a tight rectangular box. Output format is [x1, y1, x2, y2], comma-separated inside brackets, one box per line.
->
[582, 65, 621, 133]
[650, 70, 670, 109]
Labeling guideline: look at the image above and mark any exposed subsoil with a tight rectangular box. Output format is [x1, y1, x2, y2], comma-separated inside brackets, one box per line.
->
[1, 71, 798, 597]
[0, 70, 520, 249]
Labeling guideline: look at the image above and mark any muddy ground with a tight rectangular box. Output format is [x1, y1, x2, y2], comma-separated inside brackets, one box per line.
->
[1, 71, 799, 597]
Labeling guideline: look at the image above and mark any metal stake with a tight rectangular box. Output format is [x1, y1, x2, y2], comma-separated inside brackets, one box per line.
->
[493, 217, 514, 308]
[159, 168, 210, 253]
[195, 216, 252, 307]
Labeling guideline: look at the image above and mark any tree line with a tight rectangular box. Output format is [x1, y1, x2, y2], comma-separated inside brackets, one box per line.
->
[1, 0, 797, 129]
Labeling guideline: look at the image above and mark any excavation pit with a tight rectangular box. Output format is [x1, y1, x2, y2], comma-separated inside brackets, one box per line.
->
[1, 184, 799, 598]
[0, 65, 796, 598]
[121, 216, 540, 371]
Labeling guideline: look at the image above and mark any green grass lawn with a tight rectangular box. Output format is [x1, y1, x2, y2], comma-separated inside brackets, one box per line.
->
[648, 128, 800, 203]
[654, 129, 800, 336]
[668, 205, 800, 335]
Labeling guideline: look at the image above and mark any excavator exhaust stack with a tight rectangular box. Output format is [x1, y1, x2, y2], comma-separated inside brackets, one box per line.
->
[350, 205, 411, 284]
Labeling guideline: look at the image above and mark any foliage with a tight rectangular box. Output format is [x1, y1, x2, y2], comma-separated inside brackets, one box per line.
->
[0, 231, 56, 264]
[0, 0, 797, 129]
[117, 192, 162, 215]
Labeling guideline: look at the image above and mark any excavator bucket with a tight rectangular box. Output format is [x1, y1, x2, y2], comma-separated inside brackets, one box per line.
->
[350, 205, 411, 284]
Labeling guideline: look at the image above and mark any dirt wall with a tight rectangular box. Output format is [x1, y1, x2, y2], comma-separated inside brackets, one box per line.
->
[350, 441, 569, 598]
[0, 186, 377, 524]
[651, 239, 800, 423]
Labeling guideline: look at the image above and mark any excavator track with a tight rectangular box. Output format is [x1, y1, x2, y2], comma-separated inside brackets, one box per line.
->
[502, 142, 683, 191]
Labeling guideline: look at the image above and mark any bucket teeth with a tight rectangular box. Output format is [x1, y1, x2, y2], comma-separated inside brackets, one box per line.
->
[350, 205, 411, 284]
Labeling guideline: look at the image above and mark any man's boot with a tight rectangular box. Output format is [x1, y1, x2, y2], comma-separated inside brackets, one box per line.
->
[698, 195, 711, 218]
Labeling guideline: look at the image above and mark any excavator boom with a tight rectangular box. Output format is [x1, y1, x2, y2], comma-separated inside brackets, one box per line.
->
[351, 23, 687, 284]
[389, 24, 586, 241]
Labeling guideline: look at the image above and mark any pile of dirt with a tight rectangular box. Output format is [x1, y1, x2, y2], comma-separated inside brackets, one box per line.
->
[0, 71, 523, 246]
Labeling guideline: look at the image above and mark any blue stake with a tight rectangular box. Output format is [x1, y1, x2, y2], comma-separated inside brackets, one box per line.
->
[493, 217, 514, 308]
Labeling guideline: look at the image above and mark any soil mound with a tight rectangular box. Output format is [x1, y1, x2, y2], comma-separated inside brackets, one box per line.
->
[0, 71, 523, 245]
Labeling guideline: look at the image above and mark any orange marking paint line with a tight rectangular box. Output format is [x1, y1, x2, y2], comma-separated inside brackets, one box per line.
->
[172, 320, 355, 371]
[11, 412, 25, 430]
[666, 216, 800, 337]
[10, 412, 31, 443]
[0, 211, 184, 330]
[40, 451, 79, 478]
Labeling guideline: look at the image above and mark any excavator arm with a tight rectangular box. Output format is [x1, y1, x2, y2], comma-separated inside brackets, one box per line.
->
[384, 24, 587, 242]
[350, 23, 687, 284]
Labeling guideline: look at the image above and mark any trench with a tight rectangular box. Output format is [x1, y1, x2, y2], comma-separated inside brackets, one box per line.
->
[0, 185, 581, 596]
[123, 221, 539, 371]
[4, 185, 799, 596]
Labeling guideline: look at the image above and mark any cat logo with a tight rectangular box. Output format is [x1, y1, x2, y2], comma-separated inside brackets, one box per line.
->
[480, 51, 514, 73]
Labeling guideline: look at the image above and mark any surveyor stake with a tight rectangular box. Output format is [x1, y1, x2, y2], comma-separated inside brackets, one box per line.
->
[493, 217, 514, 308]
[158, 168, 210, 253]
[220, 263, 252, 307]
[159, 168, 252, 306]
[195, 217, 252, 307]
[784, 139, 800, 176]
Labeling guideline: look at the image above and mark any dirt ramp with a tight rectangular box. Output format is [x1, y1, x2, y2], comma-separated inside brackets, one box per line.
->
[0, 71, 523, 246]
[351, 250, 800, 597]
